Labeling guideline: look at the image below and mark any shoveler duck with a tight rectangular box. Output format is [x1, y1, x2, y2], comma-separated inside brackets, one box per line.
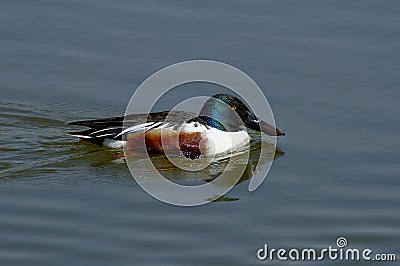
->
[67, 94, 285, 159]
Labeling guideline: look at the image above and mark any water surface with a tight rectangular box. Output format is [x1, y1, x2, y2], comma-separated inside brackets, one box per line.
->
[1, 0, 399, 265]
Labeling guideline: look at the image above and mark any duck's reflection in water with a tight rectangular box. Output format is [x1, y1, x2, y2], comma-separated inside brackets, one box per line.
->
[126, 133, 285, 203]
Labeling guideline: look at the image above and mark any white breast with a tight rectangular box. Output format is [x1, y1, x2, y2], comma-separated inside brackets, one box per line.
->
[203, 128, 250, 156]
[180, 121, 250, 156]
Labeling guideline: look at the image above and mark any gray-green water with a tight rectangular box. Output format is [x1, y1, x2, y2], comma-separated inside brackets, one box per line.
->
[1, 0, 399, 265]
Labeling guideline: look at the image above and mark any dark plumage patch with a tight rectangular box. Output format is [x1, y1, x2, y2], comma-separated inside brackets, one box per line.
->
[178, 132, 203, 159]
[199, 94, 249, 132]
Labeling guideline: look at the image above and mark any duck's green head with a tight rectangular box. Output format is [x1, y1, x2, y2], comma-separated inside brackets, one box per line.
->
[199, 94, 285, 136]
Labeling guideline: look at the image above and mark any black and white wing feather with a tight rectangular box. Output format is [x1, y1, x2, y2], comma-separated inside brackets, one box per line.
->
[66, 111, 195, 146]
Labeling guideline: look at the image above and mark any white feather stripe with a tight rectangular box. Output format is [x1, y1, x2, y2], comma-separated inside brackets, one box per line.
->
[89, 127, 120, 136]
[70, 134, 92, 139]
[115, 122, 156, 137]
[94, 133, 118, 138]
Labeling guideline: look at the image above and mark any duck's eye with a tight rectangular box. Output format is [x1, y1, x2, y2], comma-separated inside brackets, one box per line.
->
[231, 106, 236, 111]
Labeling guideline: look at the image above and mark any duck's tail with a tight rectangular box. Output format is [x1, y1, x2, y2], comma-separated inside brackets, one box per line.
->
[66, 118, 124, 146]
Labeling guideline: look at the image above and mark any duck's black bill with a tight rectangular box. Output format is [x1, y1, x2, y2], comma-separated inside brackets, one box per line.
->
[244, 112, 285, 136]
[259, 120, 285, 136]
